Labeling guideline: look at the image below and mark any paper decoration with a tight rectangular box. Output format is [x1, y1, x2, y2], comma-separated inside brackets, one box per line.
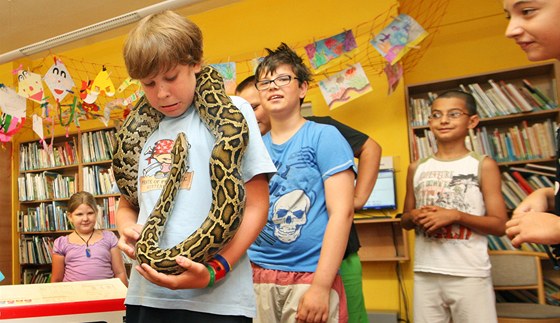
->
[43, 57, 75, 102]
[250, 57, 264, 74]
[0, 84, 26, 119]
[210, 62, 236, 94]
[318, 63, 372, 110]
[84, 67, 116, 104]
[305, 30, 358, 71]
[117, 77, 141, 93]
[0, 84, 27, 142]
[384, 61, 403, 95]
[15, 67, 45, 104]
[32, 114, 45, 140]
[370, 14, 428, 65]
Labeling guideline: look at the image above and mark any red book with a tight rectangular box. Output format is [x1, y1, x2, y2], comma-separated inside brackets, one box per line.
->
[511, 171, 534, 194]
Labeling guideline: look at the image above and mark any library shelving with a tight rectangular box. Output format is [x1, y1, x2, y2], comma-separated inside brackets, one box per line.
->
[354, 217, 409, 262]
[15, 127, 120, 284]
[405, 62, 560, 305]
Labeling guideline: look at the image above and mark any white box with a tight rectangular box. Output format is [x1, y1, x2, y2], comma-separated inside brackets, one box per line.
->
[0, 278, 126, 322]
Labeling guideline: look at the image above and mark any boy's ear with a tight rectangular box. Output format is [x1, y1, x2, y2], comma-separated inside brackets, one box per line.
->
[467, 114, 480, 129]
[298, 80, 309, 100]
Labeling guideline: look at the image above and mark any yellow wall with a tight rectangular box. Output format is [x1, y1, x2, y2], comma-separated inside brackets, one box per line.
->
[5, 0, 539, 319]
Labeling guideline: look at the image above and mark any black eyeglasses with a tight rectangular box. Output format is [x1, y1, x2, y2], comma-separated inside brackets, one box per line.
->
[255, 75, 299, 91]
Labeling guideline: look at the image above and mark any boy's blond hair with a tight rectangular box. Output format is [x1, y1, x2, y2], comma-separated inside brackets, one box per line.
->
[123, 10, 203, 79]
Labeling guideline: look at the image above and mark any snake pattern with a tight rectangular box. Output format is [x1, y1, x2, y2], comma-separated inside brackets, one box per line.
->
[113, 65, 249, 274]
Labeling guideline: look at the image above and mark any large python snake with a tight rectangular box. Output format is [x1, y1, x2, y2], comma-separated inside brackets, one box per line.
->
[113, 65, 249, 274]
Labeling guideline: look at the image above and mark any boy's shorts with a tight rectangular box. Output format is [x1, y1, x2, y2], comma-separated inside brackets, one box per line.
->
[252, 263, 348, 323]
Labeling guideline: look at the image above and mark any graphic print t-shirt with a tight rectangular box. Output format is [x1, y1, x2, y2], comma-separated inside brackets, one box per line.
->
[248, 121, 355, 273]
[412, 152, 491, 277]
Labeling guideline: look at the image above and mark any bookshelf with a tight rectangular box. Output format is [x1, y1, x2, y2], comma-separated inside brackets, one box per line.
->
[405, 62, 560, 305]
[14, 127, 121, 284]
[405, 62, 560, 210]
[354, 217, 409, 262]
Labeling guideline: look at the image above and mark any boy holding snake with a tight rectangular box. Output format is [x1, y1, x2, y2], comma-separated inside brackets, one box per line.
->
[115, 10, 275, 323]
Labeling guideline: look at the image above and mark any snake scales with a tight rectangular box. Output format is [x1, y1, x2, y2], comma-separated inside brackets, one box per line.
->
[113, 65, 249, 274]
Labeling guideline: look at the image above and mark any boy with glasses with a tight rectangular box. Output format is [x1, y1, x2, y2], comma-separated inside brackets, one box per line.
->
[236, 74, 381, 323]
[247, 43, 355, 323]
[401, 90, 508, 323]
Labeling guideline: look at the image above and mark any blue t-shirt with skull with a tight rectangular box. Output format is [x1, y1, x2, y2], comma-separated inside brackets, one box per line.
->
[248, 121, 354, 272]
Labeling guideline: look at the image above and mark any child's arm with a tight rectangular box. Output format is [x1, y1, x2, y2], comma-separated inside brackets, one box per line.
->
[514, 187, 554, 213]
[296, 169, 355, 323]
[50, 253, 65, 282]
[110, 246, 129, 287]
[115, 197, 143, 259]
[134, 174, 270, 289]
[508, 185, 558, 247]
[354, 138, 382, 210]
[416, 157, 508, 236]
[401, 161, 421, 230]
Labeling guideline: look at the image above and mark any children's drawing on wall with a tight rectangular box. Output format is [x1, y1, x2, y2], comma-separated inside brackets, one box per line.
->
[370, 14, 428, 65]
[0, 84, 26, 142]
[210, 62, 236, 95]
[250, 57, 264, 74]
[318, 63, 372, 110]
[305, 30, 358, 71]
[384, 61, 403, 95]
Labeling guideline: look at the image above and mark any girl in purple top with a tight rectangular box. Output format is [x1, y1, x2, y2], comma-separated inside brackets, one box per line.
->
[52, 191, 128, 286]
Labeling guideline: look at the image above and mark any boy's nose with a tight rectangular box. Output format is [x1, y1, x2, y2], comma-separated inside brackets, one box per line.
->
[505, 19, 522, 39]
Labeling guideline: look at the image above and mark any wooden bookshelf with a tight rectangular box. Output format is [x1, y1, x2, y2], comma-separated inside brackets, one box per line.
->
[14, 127, 119, 284]
[354, 217, 409, 262]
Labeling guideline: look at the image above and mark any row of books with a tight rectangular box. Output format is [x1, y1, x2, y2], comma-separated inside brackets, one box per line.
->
[81, 129, 116, 163]
[412, 119, 557, 162]
[19, 197, 119, 233]
[21, 268, 52, 284]
[83, 165, 116, 196]
[488, 234, 549, 254]
[501, 165, 555, 209]
[17, 171, 77, 202]
[19, 235, 54, 265]
[19, 138, 78, 171]
[409, 79, 557, 126]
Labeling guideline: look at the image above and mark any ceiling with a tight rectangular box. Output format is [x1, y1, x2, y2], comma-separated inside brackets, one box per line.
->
[0, 0, 237, 63]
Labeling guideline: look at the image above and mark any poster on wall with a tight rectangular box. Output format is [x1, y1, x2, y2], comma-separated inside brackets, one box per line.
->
[318, 63, 372, 110]
[210, 62, 236, 94]
[305, 30, 358, 71]
[370, 14, 428, 65]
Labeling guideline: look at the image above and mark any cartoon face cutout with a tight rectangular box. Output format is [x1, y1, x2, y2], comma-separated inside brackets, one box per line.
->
[43, 59, 75, 102]
[83, 68, 116, 104]
[16, 69, 45, 103]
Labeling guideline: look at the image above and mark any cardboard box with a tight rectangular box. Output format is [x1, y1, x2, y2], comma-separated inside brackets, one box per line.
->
[0, 278, 126, 322]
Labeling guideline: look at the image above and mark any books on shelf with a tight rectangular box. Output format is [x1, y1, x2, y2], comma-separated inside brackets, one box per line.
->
[500, 169, 554, 209]
[412, 118, 557, 162]
[408, 79, 558, 127]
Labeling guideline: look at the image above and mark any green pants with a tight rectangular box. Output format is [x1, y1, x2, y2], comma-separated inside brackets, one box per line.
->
[340, 252, 368, 323]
